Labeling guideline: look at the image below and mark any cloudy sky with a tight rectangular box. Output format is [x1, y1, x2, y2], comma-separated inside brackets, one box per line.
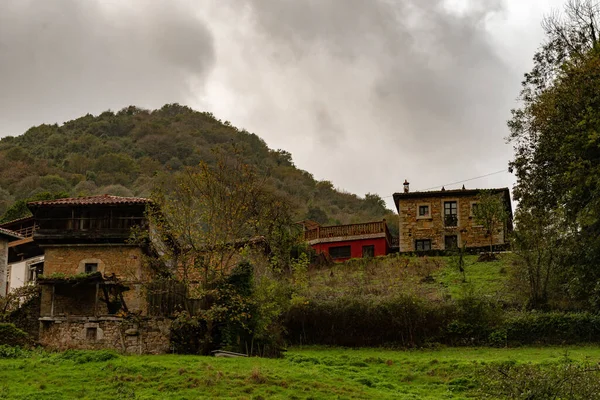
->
[0, 0, 564, 208]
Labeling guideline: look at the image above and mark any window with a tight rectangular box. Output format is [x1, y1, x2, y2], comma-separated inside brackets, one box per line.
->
[444, 201, 458, 226]
[85, 263, 98, 273]
[445, 235, 458, 250]
[418, 205, 430, 217]
[471, 202, 479, 216]
[415, 239, 432, 251]
[362, 245, 375, 258]
[27, 262, 43, 283]
[329, 246, 351, 259]
[86, 327, 97, 341]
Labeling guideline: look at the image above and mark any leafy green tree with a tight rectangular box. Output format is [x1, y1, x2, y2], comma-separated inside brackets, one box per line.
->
[0, 188, 13, 217]
[305, 206, 328, 224]
[149, 147, 296, 288]
[508, 0, 600, 305]
[511, 208, 571, 309]
[363, 193, 388, 217]
[0, 191, 69, 223]
[473, 190, 508, 255]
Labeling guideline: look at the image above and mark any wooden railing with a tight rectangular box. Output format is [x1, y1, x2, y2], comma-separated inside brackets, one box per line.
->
[35, 217, 146, 233]
[304, 221, 390, 241]
[14, 225, 38, 238]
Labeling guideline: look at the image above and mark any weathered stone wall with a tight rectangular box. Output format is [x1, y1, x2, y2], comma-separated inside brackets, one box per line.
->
[44, 246, 145, 279]
[0, 239, 7, 297]
[42, 246, 150, 314]
[398, 194, 507, 251]
[39, 317, 171, 354]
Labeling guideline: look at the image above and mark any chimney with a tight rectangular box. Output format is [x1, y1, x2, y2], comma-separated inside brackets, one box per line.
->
[403, 179, 410, 193]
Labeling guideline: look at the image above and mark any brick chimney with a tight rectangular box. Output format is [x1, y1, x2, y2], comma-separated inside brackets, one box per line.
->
[403, 179, 410, 193]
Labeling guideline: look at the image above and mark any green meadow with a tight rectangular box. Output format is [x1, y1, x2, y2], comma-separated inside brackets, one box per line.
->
[2, 345, 600, 399]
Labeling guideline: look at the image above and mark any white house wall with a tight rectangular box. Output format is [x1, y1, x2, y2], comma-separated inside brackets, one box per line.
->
[8, 256, 44, 292]
[0, 239, 7, 297]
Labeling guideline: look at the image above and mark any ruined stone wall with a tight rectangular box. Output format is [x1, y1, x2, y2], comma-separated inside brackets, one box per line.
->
[39, 317, 171, 354]
[42, 246, 150, 314]
[398, 194, 507, 252]
[0, 239, 7, 297]
[44, 246, 145, 279]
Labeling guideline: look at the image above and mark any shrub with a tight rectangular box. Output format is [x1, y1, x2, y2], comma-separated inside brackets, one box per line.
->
[0, 345, 30, 359]
[285, 294, 454, 347]
[59, 350, 119, 364]
[503, 312, 600, 345]
[0, 323, 30, 347]
[478, 358, 600, 399]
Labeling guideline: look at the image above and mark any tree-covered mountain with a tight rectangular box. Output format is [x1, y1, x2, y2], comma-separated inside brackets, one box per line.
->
[0, 104, 394, 227]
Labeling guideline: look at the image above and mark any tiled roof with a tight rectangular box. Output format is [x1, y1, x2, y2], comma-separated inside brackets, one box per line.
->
[0, 215, 34, 228]
[393, 187, 509, 199]
[28, 194, 151, 207]
[392, 187, 512, 213]
[0, 227, 23, 240]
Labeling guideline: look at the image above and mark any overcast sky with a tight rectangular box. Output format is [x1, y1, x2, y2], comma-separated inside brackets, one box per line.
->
[0, 0, 565, 208]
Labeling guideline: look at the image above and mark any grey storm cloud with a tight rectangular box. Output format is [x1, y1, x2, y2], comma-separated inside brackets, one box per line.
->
[0, 0, 214, 136]
[0, 0, 548, 203]
[238, 0, 512, 150]
[195, 0, 519, 198]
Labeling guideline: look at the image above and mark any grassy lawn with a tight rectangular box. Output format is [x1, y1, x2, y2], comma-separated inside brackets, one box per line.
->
[433, 253, 516, 300]
[305, 253, 515, 302]
[1, 345, 599, 399]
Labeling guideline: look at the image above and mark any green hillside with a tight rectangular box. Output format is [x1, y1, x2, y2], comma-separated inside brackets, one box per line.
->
[0, 104, 393, 225]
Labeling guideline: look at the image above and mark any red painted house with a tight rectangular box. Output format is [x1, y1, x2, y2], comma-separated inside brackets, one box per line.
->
[302, 220, 397, 262]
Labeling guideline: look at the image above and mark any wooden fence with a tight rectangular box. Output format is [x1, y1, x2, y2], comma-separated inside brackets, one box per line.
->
[146, 280, 203, 316]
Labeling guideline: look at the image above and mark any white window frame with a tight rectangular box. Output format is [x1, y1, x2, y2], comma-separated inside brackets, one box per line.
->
[416, 203, 432, 219]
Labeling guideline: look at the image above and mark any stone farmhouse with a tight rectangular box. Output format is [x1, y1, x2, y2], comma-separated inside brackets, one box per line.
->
[393, 181, 513, 252]
[28, 195, 171, 354]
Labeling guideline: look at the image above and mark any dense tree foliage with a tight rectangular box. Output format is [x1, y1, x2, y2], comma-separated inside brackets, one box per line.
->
[0, 104, 392, 224]
[508, 0, 600, 307]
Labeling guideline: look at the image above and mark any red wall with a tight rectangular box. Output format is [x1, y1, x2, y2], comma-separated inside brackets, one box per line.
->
[311, 237, 388, 262]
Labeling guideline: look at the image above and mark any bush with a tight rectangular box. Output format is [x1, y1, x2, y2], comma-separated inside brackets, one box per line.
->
[478, 358, 600, 399]
[285, 294, 454, 347]
[0, 345, 30, 359]
[0, 323, 30, 347]
[59, 350, 119, 364]
[503, 312, 600, 345]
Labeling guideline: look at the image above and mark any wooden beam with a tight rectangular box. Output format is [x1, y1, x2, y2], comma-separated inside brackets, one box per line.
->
[50, 285, 55, 317]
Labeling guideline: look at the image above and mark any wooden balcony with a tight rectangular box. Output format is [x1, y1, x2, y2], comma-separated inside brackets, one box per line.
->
[13, 225, 38, 238]
[304, 220, 394, 245]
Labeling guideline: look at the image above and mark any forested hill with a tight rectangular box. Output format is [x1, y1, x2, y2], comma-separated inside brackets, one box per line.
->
[0, 104, 394, 226]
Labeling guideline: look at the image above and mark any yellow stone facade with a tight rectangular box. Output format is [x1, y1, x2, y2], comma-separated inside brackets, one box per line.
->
[42, 245, 150, 315]
[396, 190, 510, 252]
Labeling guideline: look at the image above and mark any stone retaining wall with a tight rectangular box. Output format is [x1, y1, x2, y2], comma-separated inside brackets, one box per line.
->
[39, 316, 171, 354]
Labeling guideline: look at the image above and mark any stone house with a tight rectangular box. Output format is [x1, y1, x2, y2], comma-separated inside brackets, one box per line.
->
[393, 181, 513, 252]
[29, 195, 171, 354]
[0, 227, 23, 297]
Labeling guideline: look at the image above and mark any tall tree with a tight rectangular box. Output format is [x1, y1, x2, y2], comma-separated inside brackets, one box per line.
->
[149, 147, 296, 289]
[508, 0, 600, 305]
[472, 190, 508, 255]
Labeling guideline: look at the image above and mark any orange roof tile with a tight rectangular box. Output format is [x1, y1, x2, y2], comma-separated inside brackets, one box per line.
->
[28, 194, 151, 207]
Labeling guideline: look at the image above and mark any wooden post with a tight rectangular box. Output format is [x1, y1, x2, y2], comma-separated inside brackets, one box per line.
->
[50, 285, 55, 317]
[94, 283, 99, 317]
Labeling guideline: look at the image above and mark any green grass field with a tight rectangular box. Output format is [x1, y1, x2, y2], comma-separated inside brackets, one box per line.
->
[305, 253, 516, 302]
[1, 345, 599, 399]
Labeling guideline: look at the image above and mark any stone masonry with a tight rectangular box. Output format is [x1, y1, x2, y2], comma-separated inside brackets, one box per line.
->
[39, 316, 171, 354]
[43, 246, 149, 314]
[395, 189, 511, 252]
